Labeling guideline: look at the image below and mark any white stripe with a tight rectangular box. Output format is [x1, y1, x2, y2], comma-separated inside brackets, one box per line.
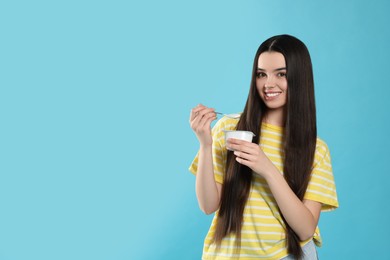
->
[309, 181, 334, 191]
[306, 188, 336, 199]
[315, 167, 333, 176]
[261, 144, 283, 153]
[251, 185, 274, 197]
[261, 136, 283, 144]
[312, 174, 334, 184]
[214, 171, 223, 176]
[256, 191, 274, 198]
[324, 160, 332, 168]
[245, 214, 277, 220]
[262, 129, 283, 137]
[210, 217, 281, 228]
[247, 197, 275, 206]
[213, 237, 284, 243]
[213, 161, 225, 170]
[246, 205, 270, 211]
[222, 123, 239, 130]
[214, 153, 223, 161]
[315, 144, 327, 154]
[215, 136, 224, 143]
[263, 152, 283, 161]
[248, 197, 266, 202]
[241, 230, 283, 235]
[243, 213, 277, 219]
[252, 180, 268, 187]
[212, 245, 274, 251]
[204, 247, 285, 258]
[245, 222, 282, 228]
[244, 213, 282, 220]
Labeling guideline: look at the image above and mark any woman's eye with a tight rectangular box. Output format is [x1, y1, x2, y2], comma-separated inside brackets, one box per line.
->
[277, 72, 287, 77]
[256, 72, 266, 78]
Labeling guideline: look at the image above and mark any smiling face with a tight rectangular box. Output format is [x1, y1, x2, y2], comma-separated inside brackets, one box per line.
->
[256, 51, 288, 114]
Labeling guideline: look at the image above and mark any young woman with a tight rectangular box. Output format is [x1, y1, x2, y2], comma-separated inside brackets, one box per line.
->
[189, 35, 338, 260]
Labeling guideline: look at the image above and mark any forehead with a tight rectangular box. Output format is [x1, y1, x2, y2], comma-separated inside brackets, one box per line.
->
[257, 52, 286, 69]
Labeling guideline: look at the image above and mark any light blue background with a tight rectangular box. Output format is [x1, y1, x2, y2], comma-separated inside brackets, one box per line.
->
[1, 0, 389, 259]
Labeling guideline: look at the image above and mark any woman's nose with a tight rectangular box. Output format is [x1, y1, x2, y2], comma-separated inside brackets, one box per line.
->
[265, 76, 276, 87]
[264, 81, 276, 89]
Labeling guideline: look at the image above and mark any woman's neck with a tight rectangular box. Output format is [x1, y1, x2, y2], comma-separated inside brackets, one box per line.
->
[263, 108, 285, 127]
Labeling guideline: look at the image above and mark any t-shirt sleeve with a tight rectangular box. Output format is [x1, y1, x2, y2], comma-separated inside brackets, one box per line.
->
[188, 119, 227, 184]
[304, 140, 339, 211]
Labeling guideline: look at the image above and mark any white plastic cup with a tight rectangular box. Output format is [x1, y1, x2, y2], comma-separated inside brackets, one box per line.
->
[223, 130, 255, 151]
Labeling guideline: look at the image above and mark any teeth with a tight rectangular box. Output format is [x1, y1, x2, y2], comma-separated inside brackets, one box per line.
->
[265, 92, 281, 97]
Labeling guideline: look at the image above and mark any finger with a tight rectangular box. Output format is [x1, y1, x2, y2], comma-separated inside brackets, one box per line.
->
[190, 105, 204, 121]
[190, 109, 215, 131]
[233, 150, 257, 162]
[198, 111, 217, 129]
[235, 156, 252, 167]
[190, 105, 213, 119]
[200, 113, 217, 129]
[198, 107, 215, 117]
[190, 105, 208, 122]
[226, 139, 255, 153]
[227, 138, 252, 145]
[191, 107, 215, 124]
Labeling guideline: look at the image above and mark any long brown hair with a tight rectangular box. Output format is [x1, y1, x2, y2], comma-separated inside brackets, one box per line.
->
[214, 35, 317, 259]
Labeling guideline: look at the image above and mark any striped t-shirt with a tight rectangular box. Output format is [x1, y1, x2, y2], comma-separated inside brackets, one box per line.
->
[189, 116, 338, 260]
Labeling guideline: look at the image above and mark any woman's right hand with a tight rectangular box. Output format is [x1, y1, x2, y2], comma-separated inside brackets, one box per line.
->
[189, 104, 217, 147]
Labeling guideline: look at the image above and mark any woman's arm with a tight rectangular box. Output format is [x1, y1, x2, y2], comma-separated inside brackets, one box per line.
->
[227, 138, 321, 241]
[262, 167, 321, 240]
[190, 104, 222, 215]
[196, 145, 222, 215]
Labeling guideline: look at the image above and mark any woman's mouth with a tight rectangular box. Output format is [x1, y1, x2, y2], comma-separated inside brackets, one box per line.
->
[264, 91, 282, 100]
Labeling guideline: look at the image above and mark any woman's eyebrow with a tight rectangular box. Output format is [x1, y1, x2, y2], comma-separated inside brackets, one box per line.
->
[257, 67, 287, 71]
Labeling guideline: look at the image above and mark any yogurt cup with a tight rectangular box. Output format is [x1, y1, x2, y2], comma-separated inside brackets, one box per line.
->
[223, 130, 255, 151]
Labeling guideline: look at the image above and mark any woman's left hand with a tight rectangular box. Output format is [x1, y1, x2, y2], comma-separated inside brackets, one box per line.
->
[226, 138, 276, 178]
